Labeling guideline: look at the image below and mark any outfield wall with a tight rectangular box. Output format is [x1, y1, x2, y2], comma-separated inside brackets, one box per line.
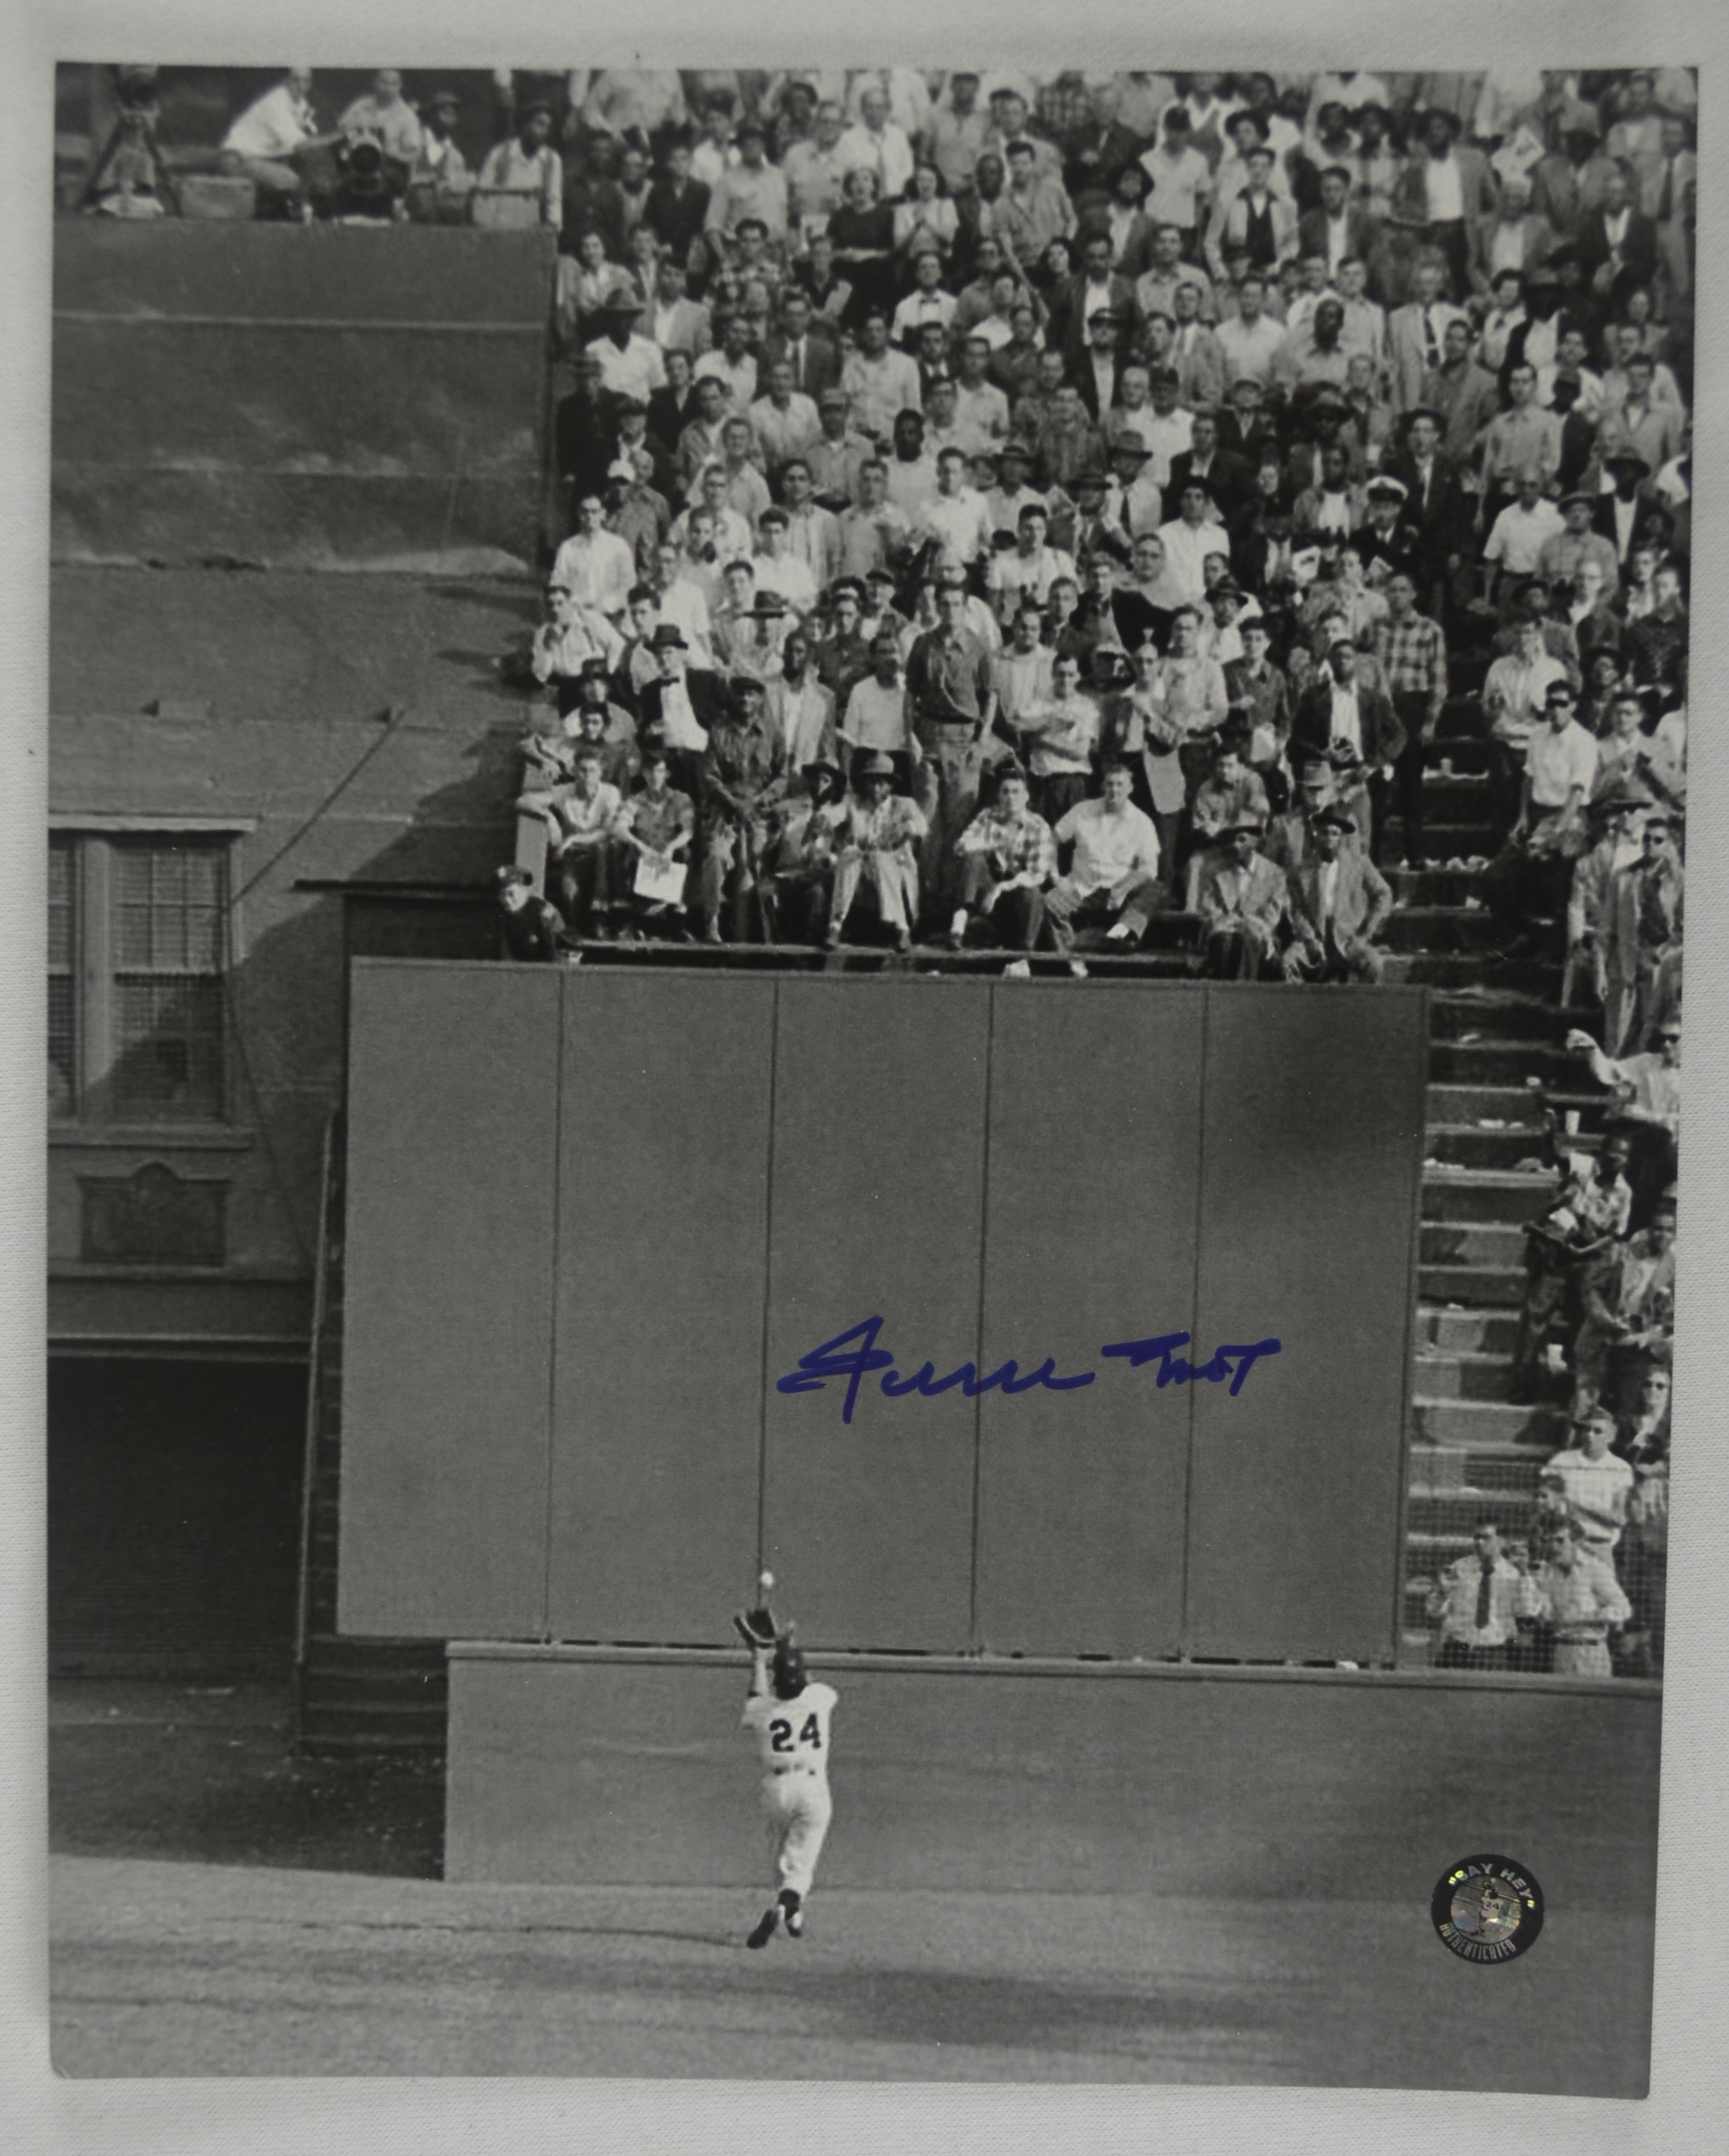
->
[337, 962, 1429, 1665]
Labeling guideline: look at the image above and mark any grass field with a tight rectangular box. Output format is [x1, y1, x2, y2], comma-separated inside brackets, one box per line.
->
[49, 1678, 1654, 2091]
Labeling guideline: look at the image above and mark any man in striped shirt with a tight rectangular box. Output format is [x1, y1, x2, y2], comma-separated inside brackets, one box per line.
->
[1371, 573, 1449, 869]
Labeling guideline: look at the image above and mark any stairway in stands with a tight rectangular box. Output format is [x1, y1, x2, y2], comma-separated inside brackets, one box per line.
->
[293, 1116, 447, 1755]
[1382, 674, 1609, 1665]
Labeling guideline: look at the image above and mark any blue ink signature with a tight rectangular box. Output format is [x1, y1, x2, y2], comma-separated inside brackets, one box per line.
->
[777, 1318, 1281, 1424]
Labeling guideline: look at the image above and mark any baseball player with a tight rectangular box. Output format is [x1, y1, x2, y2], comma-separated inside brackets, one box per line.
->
[740, 1626, 839, 1948]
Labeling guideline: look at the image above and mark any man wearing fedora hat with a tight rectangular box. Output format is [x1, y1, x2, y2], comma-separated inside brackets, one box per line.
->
[637, 622, 726, 800]
[828, 751, 928, 950]
[586, 289, 669, 406]
[1281, 804, 1394, 983]
[1538, 491, 1621, 595]
[761, 757, 849, 944]
[1193, 816, 1287, 979]
[1592, 451, 1663, 569]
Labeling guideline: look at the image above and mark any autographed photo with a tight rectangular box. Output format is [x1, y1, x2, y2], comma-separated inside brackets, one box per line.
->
[46, 58, 1693, 2092]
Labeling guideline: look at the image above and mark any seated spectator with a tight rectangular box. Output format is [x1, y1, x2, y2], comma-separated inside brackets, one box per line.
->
[338, 69, 422, 167]
[762, 759, 850, 944]
[1280, 805, 1393, 983]
[496, 865, 566, 964]
[1513, 1129, 1635, 1397]
[989, 503, 1076, 626]
[1264, 757, 1349, 874]
[1194, 817, 1287, 979]
[614, 748, 696, 937]
[828, 752, 929, 950]
[1045, 763, 1166, 973]
[539, 746, 626, 939]
[1574, 1191, 1678, 1393]
[1426, 1521, 1543, 1672]
[949, 766, 1058, 966]
[1529, 1520, 1635, 1680]
[1186, 732, 1271, 893]
[557, 663, 640, 792]
[221, 67, 324, 218]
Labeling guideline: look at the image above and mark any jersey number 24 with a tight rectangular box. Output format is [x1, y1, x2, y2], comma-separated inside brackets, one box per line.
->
[769, 1714, 823, 1753]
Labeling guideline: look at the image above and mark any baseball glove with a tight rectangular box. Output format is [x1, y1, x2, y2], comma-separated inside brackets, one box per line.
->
[732, 1604, 779, 1649]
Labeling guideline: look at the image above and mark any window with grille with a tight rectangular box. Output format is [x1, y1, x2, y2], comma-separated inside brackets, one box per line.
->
[49, 833, 233, 1125]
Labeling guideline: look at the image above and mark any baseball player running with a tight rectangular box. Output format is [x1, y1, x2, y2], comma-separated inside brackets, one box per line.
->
[739, 1615, 838, 1948]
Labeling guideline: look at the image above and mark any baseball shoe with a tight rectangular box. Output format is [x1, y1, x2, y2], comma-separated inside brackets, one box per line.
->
[779, 1889, 804, 1938]
[746, 1904, 780, 1949]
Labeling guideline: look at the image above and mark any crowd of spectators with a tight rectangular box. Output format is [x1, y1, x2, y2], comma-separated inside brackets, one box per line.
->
[84, 63, 1692, 1677]
[439, 63, 1693, 987]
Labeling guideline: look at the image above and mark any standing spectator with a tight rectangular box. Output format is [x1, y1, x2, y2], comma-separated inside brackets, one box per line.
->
[1567, 1025, 1681, 1230]
[1009, 650, 1099, 827]
[698, 675, 788, 941]
[552, 494, 639, 622]
[1530, 1522, 1634, 1679]
[706, 119, 790, 250]
[1539, 1404, 1635, 1563]
[904, 582, 997, 917]
[643, 137, 712, 264]
[1614, 1363, 1672, 1677]
[836, 81, 916, 201]
[1427, 1522, 1543, 1671]
[1138, 108, 1213, 254]
[1578, 166, 1659, 314]
[474, 98, 562, 227]
[1386, 255, 1471, 413]
[1371, 573, 1448, 869]
[1290, 640, 1405, 861]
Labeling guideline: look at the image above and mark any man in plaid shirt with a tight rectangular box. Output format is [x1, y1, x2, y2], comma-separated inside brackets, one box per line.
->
[949, 766, 1057, 966]
[1371, 572, 1449, 869]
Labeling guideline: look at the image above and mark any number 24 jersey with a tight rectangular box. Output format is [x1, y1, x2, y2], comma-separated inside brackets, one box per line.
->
[742, 1683, 839, 1778]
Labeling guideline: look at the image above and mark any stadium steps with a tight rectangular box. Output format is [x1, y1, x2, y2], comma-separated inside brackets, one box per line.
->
[292, 1114, 448, 1760]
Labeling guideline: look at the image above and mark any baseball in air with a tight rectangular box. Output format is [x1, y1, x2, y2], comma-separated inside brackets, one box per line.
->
[758, 1570, 775, 1595]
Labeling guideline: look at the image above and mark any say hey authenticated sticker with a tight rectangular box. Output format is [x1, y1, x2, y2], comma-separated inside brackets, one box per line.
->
[1431, 1856, 1545, 1964]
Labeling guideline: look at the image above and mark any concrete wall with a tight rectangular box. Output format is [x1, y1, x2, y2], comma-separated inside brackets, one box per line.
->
[446, 1646, 1661, 1906]
[49, 566, 537, 1356]
[52, 221, 555, 572]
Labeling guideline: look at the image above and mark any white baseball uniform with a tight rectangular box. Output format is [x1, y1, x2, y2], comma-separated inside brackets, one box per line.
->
[743, 1678, 839, 1898]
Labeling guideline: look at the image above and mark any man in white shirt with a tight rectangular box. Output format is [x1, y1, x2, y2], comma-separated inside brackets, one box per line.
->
[1157, 485, 1232, 605]
[221, 67, 321, 213]
[586, 296, 668, 406]
[1045, 762, 1165, 972]
[751, 509, 819, 617]
[1215, 272, 1288, 388]
[842, 314, 923, 448]
[1137, 369, 1194, 492]
[750, 360, 822, 475]
[551, 495, 639, 622]
[1483, 677, 1598, 943]
[836, 83, 915, 201]
[914, 448, 996, 571]
[1482, 473, 1567, 615]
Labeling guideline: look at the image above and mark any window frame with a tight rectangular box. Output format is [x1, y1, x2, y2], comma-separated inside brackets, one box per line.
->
[49, 819, 253, 1134]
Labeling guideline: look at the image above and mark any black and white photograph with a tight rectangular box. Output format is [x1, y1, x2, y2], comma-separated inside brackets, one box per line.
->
[22, 25, 1721, 2123]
